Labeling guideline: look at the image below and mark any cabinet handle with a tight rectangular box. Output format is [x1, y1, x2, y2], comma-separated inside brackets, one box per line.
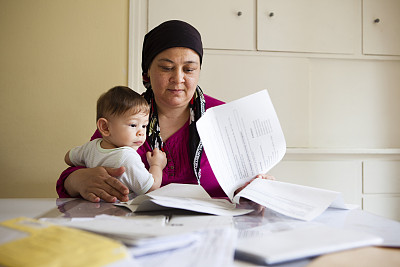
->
[374, 18, 380, 23]
[237, 11, 243, 16]
[269, 12, 274, 17]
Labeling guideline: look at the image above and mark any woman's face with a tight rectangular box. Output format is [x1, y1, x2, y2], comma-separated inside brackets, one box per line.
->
[147, 47, 200, 110]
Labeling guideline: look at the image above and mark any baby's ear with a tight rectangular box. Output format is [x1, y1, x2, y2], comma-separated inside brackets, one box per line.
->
[97, 118, 110, 136]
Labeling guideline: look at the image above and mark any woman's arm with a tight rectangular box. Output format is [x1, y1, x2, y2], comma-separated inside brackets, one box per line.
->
[64, 150, 74, 166]
[56, 166, 83, 198]
[62, 166, 129, 203]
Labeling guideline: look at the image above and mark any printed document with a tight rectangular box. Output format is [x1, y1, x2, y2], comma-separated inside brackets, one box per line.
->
[197, 90, 352, 221]
[197, 90, 286, 200]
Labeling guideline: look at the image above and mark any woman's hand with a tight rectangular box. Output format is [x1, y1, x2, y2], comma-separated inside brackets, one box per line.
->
[64, 166, 129, 203]
[236, 198, 266, 216]
[255, 173, 276, 180]
[234, 174, 275, 216]
[235, 173, 275, 195]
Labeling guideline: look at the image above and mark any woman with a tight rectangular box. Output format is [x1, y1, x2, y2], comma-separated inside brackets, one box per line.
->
[57, 20, 271, 203]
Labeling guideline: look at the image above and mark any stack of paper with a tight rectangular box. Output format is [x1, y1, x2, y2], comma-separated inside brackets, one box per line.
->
[41, 214, 237, 266]
[235, 224, 383, 265]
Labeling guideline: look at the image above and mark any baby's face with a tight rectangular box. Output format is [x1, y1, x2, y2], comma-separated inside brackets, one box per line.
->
[107, 111, 149, 150]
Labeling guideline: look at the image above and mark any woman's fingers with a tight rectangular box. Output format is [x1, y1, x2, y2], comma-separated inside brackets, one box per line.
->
[95, 189, 117, 203]
[104, 172, 129, 195]
[104, 178, 129, 202]
[102, 166, 129, 202]
[105, 166, 126, 178]
[83, 192, 101, 203]
[75, 167, 129, 203]
[256, 174, 276, 180]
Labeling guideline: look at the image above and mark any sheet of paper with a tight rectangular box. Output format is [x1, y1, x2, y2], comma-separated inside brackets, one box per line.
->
[235, 224, 383, 265]
[41, 215, 198, 246]
[116, 183, 254, 216]
[197, 90, 357, 221]
[129, 216, 234, 257]
[124, 183, 213, 206]
[145, 196, 252, 216]
[133, 227, 237, 267]
[197, 90, 286, 199]
[41, 215, 166, 236]
[233, 179, 349, 221]
[146, 183, 212, 199]
[0, 217, 132, 266]
[168, 214, 234, 229]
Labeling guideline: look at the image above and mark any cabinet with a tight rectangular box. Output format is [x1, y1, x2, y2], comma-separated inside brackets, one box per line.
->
[363, 161, 400, 194]
[257, 0, 357, 54]
[147, 0, 400, 56]
[148, 0, 255, 50]
[363, 0, 400, 56]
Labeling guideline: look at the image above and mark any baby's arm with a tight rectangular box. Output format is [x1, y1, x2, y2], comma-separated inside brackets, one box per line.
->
[64, 150, 75, 167]
[146, 148, 167, 191]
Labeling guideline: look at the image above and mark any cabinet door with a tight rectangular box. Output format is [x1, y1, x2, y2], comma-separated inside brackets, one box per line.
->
[364, 161, 400, 194]
[363, 160, 400, 220]
[148, 0, 255, 50]
[257, 0, 357, 54]
[363, 0, 400, 56]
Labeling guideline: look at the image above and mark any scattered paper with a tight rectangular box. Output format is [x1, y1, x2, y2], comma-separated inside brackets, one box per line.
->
[233, 179, 353, 221]
[235, 224, 383, 265]
[133, 227, 237, 267]
[116, 183, 253, 216]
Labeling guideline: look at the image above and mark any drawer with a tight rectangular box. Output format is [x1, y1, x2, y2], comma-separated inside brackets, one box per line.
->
[363, 161, 400, 194]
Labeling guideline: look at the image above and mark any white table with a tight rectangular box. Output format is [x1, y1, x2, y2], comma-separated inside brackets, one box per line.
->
[1, 198, 399, 267]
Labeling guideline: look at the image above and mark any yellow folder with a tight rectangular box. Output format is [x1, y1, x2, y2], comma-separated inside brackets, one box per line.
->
[0, 217, 129, 267]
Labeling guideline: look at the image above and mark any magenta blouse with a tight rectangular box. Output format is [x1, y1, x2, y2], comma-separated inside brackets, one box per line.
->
[56, 94, 227, 198]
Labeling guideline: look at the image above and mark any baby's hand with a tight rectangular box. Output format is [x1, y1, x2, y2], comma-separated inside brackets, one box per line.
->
[146, 148, 167, 169]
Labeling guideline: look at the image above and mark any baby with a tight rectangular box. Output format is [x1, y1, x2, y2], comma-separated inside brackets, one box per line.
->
[65, 86, 167, 198]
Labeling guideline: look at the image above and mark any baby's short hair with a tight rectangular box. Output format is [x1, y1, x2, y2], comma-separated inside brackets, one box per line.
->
[97, 86, 149, 121]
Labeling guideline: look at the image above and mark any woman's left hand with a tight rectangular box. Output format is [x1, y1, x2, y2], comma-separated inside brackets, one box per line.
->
[235, 173, 276, 195]
[234, 173, 276, 216]
[254, 173, 275, 180]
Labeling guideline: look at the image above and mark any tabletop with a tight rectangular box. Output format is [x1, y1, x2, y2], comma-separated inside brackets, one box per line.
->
[0, 198, 399, 267]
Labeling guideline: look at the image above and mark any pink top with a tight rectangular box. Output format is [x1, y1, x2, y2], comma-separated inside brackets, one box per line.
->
[56, 94, 227, 198]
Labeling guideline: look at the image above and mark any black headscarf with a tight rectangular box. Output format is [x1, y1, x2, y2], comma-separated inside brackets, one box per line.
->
[141, 20, 203, 74]
[141, 20, 205, 184]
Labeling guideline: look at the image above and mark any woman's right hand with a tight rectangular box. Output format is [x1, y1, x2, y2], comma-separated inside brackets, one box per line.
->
[64, 166, 129, 203]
